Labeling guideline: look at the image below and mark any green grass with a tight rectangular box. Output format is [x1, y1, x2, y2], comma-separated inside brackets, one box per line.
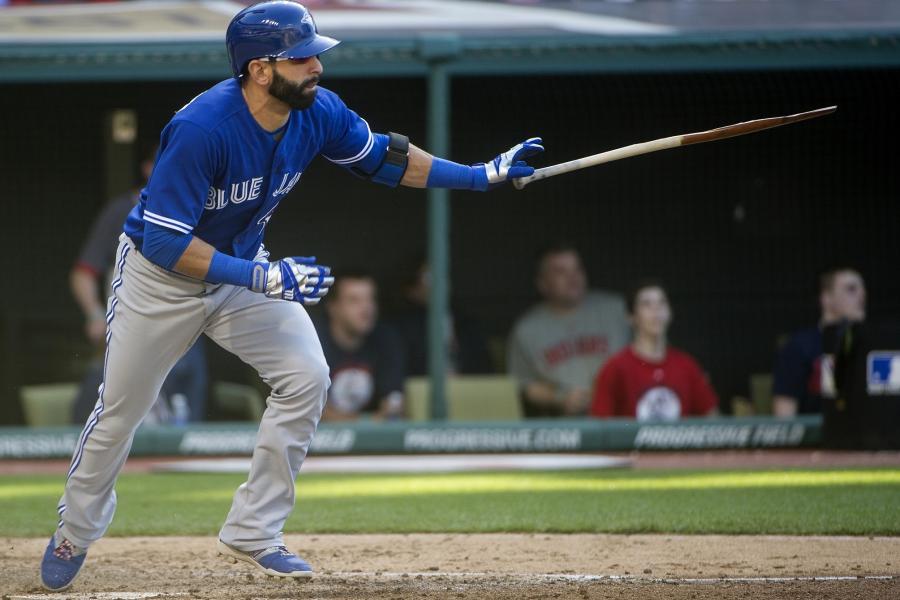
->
[2, 468, 899, 537]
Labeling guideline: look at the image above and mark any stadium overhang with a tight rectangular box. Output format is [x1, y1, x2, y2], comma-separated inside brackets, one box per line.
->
[0, 0, 899, 82]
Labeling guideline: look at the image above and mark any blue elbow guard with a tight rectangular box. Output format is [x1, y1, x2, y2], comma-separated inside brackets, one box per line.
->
[352, 132, 410, 187]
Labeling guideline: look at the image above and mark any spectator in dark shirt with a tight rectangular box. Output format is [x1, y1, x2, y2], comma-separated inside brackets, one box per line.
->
[389, 258, 492, 376]
[69, 147, 207, 424]
[316, 269, 405, 420]
[591, 281, 718, 420]
[772, 267, 866, 416]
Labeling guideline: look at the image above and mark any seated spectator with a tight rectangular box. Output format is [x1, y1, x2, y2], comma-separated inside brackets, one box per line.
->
[389, 257, 492, 376]
[315, 269, 406, 421]
[70, 146, 207, 425]
[772, 267, 866, 416]
[590, 281, 718, 420]
[507, 243, 630, 417]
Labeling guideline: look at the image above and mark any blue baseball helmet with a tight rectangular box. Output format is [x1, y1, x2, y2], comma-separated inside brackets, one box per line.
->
[226, 1, 340, 78]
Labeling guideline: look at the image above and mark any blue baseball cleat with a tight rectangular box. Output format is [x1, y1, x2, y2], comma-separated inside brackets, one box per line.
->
[41, 532, 88, 591]
[217, 539, 313, 578]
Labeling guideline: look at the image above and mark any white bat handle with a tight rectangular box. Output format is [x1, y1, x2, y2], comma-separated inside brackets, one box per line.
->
[514, 135, 683, 190]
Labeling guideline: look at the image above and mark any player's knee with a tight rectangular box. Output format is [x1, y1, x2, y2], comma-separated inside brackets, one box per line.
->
[308, 360, 331, 395]
[277, 355, 330, 400]
[89, 401, 154, 438]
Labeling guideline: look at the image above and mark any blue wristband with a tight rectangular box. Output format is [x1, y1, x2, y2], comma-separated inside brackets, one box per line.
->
[426, 157, 488, 191]
[206, 251, 264, 290]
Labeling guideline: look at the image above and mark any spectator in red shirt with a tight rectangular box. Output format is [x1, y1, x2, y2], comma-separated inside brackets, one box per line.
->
[590, 281, 718, 420]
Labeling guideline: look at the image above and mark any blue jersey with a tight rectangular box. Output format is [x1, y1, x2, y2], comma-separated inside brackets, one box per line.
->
[124, 78, 374, 260]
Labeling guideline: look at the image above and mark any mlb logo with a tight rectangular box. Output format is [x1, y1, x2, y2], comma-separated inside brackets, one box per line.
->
[867, 352, 900, 395]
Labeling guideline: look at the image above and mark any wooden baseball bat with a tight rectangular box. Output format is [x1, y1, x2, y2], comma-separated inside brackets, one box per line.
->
[513, 106, 837, 190]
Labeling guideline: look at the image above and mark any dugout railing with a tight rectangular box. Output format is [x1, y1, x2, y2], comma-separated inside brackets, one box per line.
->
[0, 415, 821, 459]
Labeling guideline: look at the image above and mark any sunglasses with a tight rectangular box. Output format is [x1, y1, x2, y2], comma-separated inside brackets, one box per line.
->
[267, 56, 316, 65]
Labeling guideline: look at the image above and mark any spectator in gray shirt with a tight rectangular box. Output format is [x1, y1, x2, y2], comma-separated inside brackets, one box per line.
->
[508, 243, 629, 417]
[69, 146, 208, 424]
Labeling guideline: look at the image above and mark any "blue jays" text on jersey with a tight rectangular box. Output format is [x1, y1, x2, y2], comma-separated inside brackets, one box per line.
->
[124, 78, 374, 260]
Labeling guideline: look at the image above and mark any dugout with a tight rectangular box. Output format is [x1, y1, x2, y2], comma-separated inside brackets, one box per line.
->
[1, 1, 899, 426]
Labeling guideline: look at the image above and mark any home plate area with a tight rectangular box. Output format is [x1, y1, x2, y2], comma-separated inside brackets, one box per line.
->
[3, 534, 898, 600]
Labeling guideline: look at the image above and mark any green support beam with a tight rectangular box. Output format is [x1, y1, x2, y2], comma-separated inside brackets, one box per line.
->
[422, 34, 461, 420]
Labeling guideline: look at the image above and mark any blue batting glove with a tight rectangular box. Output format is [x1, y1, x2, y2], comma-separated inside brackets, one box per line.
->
[476, 137, 544, 190]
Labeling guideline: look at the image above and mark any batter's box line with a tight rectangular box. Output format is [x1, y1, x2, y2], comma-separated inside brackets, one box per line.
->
[8, 574, 896, 598]
[323, 571, 899, 585]
[7, 593, 190, 600]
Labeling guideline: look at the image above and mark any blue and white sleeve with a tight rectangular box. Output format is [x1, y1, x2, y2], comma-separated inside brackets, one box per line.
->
[319, 90, 386, 174]
[143, 120, 215, 236]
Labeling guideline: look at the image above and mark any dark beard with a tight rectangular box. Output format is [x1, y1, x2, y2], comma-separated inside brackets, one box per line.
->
[269, 69, 318, 110]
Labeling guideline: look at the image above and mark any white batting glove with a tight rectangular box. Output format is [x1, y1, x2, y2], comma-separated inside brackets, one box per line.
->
[261, 256, 334, 305]
[478, 137, 544, 189]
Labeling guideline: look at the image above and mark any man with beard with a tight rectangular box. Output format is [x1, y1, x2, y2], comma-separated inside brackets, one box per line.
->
[41, 0, 543, 591]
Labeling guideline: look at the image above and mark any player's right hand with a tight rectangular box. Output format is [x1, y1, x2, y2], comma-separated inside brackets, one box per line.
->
[479, 137, 544, 189]
[263, 256, 334, 305]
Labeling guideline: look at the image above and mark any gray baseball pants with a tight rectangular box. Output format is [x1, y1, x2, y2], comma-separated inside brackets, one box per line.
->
[57, 235, 330, 552]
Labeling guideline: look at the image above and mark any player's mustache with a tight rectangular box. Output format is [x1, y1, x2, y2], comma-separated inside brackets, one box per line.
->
[300, 76, 319, 90]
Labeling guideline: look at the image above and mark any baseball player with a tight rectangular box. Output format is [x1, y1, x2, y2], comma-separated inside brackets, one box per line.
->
[40, 0, 542, 591]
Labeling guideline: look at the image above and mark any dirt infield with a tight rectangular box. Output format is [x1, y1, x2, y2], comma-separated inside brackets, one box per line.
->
[3, 534, 898, 599]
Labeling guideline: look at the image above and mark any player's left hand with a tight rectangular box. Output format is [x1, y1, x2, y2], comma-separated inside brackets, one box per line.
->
[265, 256, 334, 305]
[479, 137, 544, 189]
